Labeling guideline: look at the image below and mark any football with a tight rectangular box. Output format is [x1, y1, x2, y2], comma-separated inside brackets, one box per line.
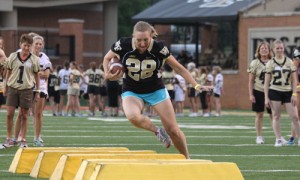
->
[109, 57, 124, 74]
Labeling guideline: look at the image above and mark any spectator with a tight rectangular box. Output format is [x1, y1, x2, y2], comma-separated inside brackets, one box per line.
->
[213, 66, 223, 116]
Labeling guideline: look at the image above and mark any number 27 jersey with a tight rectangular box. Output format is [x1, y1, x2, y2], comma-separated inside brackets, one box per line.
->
[265, 57, 296, 92]
[111, 37, 170, 94]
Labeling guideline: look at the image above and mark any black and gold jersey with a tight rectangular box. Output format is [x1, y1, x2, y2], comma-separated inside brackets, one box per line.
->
[111, 37, 170, 94]
[266, 57, 296, 92]
[247, 58, 269, 92]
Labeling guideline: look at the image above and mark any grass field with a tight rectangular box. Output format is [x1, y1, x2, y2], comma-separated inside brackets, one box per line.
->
[0, 109, 300, 180]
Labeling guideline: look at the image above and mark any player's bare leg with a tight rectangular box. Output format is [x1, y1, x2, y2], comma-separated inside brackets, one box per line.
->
[153, 99, 189, 159]
[122, 96, 157, 132]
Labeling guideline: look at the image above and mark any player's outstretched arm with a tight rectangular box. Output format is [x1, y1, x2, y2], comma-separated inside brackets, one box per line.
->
[166, 55, 213, 91]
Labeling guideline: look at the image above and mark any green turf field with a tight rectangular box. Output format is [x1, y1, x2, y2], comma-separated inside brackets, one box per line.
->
[0, 109, 299, 180]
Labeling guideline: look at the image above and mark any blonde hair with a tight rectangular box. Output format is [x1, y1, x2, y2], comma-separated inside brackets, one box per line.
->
[213, 66, 222, 74]
[33, 35, 45, 49]
[255, 41, 272, 59]
[28, 32, 39, 38]
[187, 62, 196, 71]
[133, 21, 158, 39]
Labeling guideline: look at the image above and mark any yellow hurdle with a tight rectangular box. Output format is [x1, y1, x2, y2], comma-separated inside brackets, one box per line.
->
[75, 159, 213, 180]
[29, 150, 156, 178]
[89, 163, 244, 180]
[50, 153, 186, 180]
[8, 147, 129, 174]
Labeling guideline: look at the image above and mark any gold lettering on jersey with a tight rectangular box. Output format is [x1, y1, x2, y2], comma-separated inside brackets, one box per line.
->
[126, 58, 157, 81]
[114, 40, 122, 51]
[160, 46, 169, 56]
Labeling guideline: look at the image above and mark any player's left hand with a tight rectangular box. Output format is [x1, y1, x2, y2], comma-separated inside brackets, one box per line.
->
[105, 69, 123, 81]
[291, 95, 297, 107]
[34, 93, 40, 102]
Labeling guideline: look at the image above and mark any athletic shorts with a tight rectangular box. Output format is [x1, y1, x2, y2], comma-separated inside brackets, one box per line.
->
[0, 93, 6, 105]
[214, 93, 221, 98]
[122, 88, 170, 106]
[6, 87, 33, 109]
[252, 89, 272, 114]
[87, 85, 100, 95]
[33, 91, 47, 98]
[269, 89, 292, 104]
[99, 86, 107, 96]
[188, 87, 197, 97]
[67, 87, 80, 96]
[59, 89, 67, 96]
[167, 90, 175, 100]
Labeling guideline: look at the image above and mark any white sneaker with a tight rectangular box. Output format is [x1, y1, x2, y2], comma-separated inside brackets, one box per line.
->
[0, 144, 5, 149]
[188, 113, 198, 117]
[256, 136, 264, 144]
[275, 139, 283, 147]
[203, 113, 210, 117]
[281, 137, 288, 145]
[215, 113, 220, 117]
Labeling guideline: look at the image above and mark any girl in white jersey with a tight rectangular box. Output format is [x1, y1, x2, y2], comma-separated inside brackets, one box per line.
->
[32, 36, 51, 146]
[57, 61, 70, 116]
[213, 66, 223, 117]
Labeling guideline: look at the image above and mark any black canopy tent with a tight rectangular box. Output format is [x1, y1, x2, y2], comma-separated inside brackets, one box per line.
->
[132, 0, 261, 65]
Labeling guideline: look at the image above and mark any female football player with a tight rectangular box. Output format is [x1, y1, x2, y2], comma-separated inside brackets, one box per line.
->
[31, 35, 51, 146]
[264, 40, 300, 147]
[102, 21, 212, 159]
[248, 41, 273, 144]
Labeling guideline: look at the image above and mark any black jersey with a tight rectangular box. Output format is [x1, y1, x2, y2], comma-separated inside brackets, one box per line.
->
[111, 37, 170, 94]
[48, 73, 58, 91]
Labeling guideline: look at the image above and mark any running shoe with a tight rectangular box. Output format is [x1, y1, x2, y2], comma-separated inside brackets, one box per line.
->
[274, 139, 283, 147]
[20, 139, 28, 148]
[2, 138, 14, 148]
[155, 127, 172, 148]
[287, 137, 295, 145]
[33, 139, 44, 147]
[0, 144, 5, 149]
[281, 137, 288, 145]
[256, 136, 264, 144]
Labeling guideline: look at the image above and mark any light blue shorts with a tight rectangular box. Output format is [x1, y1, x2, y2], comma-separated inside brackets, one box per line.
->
[121, 88, 170, 106]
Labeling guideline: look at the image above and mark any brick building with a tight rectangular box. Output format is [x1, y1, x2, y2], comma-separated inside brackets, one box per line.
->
[133, 0, 300, 109]
[0, 0, 117, 68]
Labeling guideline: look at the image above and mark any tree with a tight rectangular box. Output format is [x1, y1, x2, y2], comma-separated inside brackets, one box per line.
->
[118, 0, 160, 38]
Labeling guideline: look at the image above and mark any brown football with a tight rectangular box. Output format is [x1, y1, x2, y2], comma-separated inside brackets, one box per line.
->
[109, 62, 124, 74]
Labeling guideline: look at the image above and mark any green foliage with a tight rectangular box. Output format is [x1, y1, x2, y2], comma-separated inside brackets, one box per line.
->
[118, 0, 160, 38]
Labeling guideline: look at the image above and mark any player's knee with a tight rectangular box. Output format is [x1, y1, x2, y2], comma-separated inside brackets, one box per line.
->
[127, 114, 140, 125]
[165, 126, 181, 138]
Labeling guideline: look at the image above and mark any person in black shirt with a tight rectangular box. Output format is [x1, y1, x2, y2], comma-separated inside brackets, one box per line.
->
[102, 21, 211, 159]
